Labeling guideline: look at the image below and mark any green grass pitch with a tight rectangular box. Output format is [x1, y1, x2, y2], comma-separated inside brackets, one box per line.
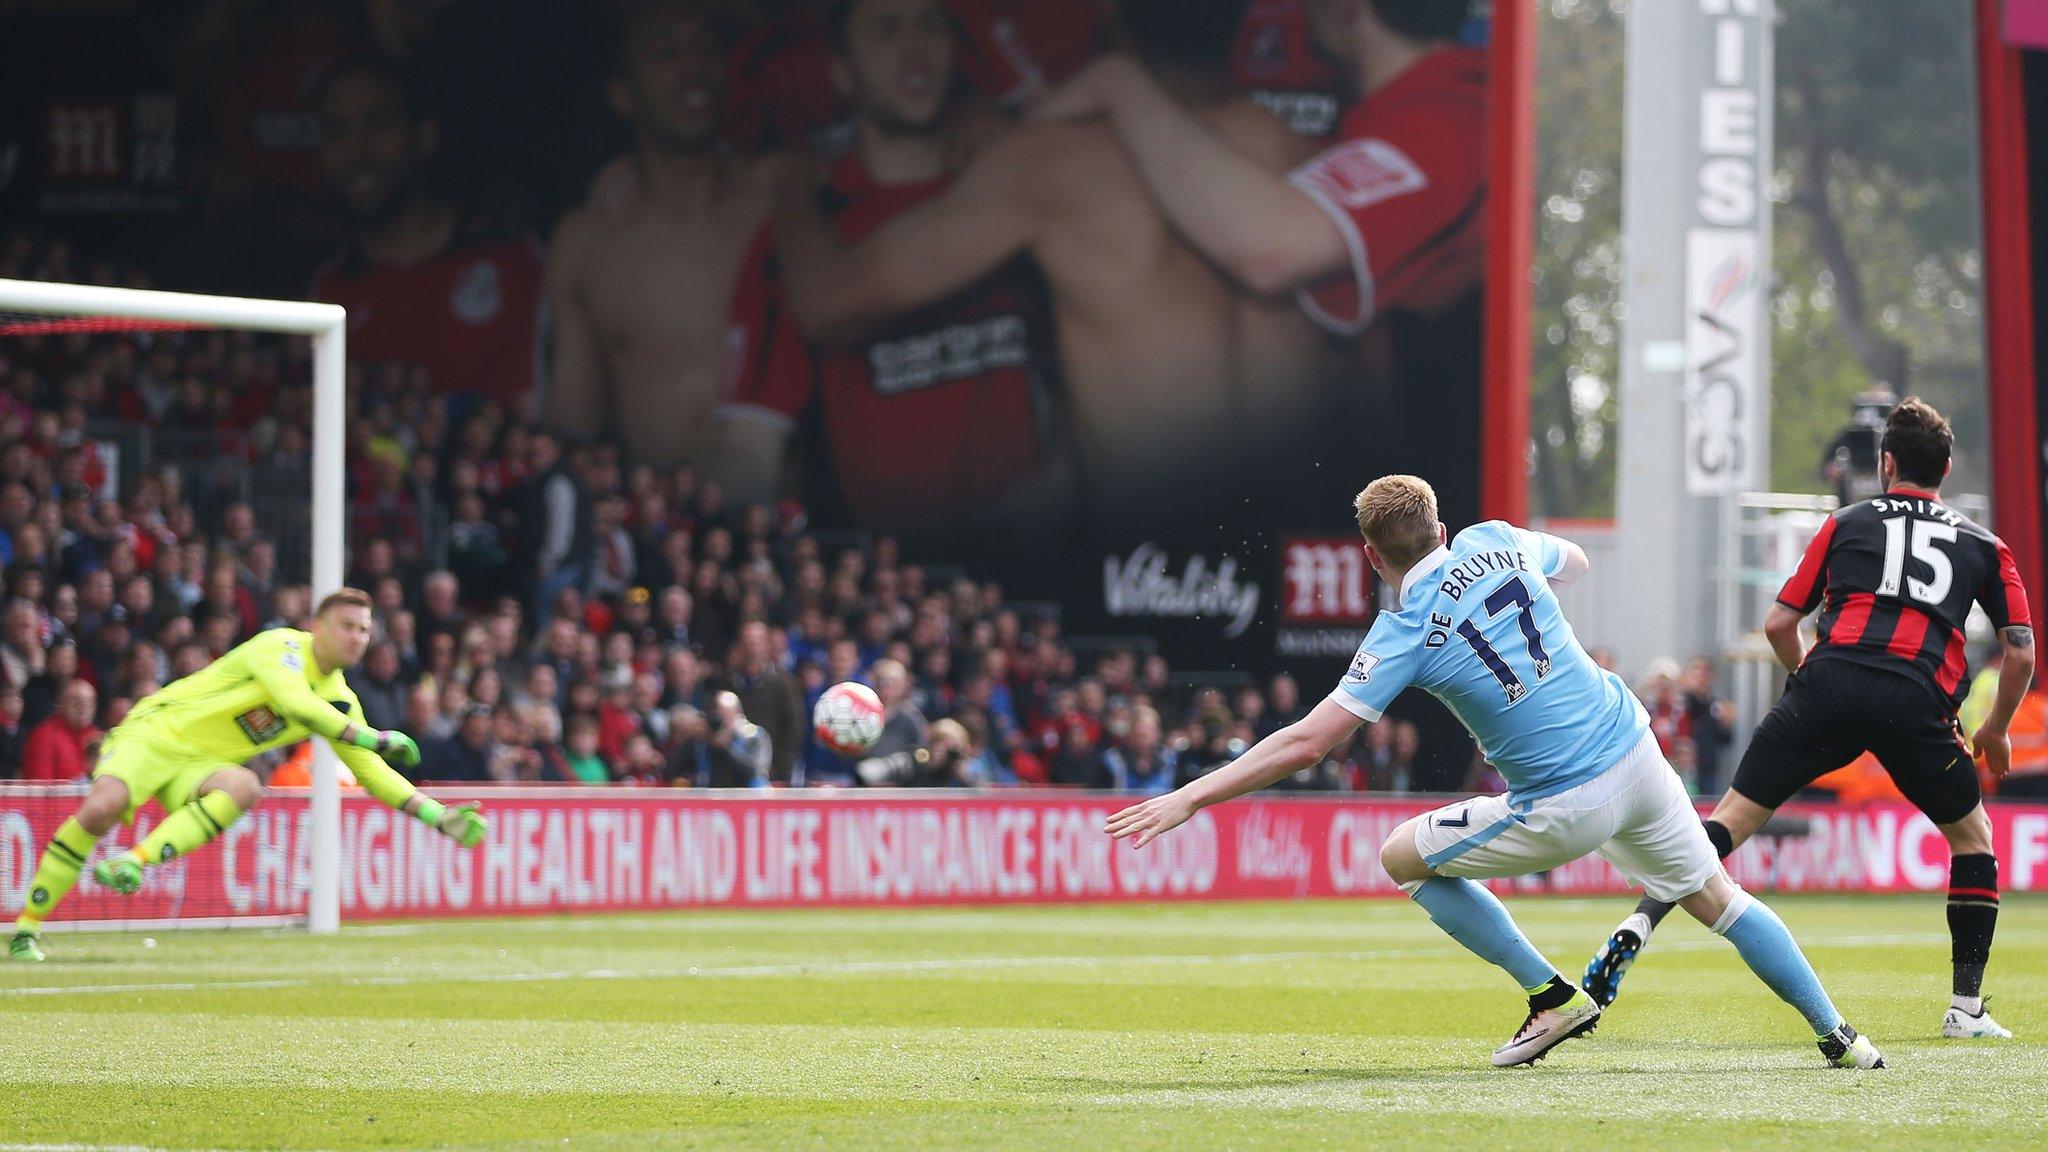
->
[3, 894, 2046, 1150]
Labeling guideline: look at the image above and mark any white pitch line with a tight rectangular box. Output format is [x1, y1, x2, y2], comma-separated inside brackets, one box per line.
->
[0, 931, 1945, 999]
[1, 1145, 351, 1152]
[0, 946, 1447, 997]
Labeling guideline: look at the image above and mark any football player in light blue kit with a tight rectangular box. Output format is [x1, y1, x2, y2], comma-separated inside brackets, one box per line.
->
[1107, 476, 1884, 1069]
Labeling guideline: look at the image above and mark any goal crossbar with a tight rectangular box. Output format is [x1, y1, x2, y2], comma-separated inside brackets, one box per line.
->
[0, 277, 348, 934]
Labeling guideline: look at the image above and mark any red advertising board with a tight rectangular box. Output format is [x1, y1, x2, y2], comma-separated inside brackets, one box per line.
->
[6, 787, 2048, 927]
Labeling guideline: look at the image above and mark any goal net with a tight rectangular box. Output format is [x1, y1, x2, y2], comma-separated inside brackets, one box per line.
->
[0, 278, 346, 933]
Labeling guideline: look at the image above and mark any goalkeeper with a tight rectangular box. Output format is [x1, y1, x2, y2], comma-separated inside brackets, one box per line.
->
[10, 589, 486, 961]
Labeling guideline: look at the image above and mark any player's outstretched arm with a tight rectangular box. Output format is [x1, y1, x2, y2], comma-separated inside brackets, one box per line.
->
[332, 739, 489, 848]
[1105, 698, 1361, 848]
[771, 149, 1041, 346]
[1034, 55, 1345, 296]
[1972, 625, 2036, 780]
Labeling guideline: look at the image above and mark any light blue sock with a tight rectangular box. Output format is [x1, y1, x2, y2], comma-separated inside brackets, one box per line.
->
[1407, 877, 1558, 992]
[1716, 892, 1843, 1035]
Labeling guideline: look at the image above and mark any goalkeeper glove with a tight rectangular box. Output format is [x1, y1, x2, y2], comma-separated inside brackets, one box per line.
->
[350, 727, 421, 769]
[412, 797, 488, 848]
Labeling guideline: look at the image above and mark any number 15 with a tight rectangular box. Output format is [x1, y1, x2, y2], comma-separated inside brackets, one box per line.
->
[1877, 518, 1956, 606]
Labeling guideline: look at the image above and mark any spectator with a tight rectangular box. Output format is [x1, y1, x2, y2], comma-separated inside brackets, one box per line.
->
[700, 690, 770, 788]
[562, 714, 611, 784]
[405, 683, 442, 745]
[586, 492, 637, 601]
[596, 679, 640, 764]
[1462, 750, 1507, 795]
[1389, 721, 1430, 792]
[721, 620, 803, 783]
[1640, 656, 1686, 756]
[854, 659, 928, 786]
[916, 718, 982, 787]
[21, 679, 98, 782]
[0, 684, 25, 776]
[353, 641, 408, 732]
[21, 636, 78, 730]
[514, 431, 591, 618]
[422, 705, 496, 782]
[1259, 673, 1304, 738]
[1679, 656, 1734, 794]
[0, 600, 44, 687]
[1355, 719, 1402, 791]
[1671, 737, 1701, 794]
[663, 704, 709, 785]
[448, 491, 507, 602]
[1048, 710, 1103, 787]
[1097, 705, 1178, 794]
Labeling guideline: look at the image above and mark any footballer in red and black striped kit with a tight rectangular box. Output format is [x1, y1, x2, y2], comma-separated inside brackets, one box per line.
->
[1585, 398, 2037, 1041]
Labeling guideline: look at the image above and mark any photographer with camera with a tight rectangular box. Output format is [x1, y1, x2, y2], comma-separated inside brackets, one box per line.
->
[701, 691, 771, 789]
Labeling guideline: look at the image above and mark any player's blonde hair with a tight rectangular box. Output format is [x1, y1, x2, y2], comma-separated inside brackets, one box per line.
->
[316, 587, 373, 616]
[1353, 476, 1440, 568]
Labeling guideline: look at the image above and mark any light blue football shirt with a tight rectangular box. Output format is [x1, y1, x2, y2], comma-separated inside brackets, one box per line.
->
[1329, 521, 1648, 801]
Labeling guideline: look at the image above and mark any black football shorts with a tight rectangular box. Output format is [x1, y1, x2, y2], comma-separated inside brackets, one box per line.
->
[1732, 658, 1981, 826]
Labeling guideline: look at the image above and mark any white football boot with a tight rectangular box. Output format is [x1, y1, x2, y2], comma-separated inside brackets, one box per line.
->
[1492, 992, 1601, 1067]
[1942, 999, 2013, 1039]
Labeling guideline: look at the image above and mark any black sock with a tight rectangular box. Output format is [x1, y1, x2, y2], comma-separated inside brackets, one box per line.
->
[1703, 819, 1735, 859]
[1632, 895, 1676, 930]
[1529, 975, 1577, 1010]
[1947, 853, 1998, 999]
[1634, 820, 1737, 932]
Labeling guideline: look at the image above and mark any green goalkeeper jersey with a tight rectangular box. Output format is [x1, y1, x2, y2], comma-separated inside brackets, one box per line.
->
[116, 627, 414, 807]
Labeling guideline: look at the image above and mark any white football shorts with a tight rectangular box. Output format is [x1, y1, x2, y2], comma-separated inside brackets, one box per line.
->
[1410, 732, 1719, 902]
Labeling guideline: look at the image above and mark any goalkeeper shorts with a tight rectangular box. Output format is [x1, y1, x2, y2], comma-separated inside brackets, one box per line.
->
[92, 729, 236, 823]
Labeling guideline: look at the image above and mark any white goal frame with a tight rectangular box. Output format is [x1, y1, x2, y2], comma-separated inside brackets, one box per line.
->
[0, 278, 347, 934]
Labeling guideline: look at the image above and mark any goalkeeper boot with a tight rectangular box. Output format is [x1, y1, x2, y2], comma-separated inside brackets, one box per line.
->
[8, 930, 43, 963]
[1818, 1023, 1886, 1069]
[93, 856, 142, 895]
[1942, 998, 2013, 1039]
[1492, 987, 1601, 1067]
[1582, 912, 1650, 1008]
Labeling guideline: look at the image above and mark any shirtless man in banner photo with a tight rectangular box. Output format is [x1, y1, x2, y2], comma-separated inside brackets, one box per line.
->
[547, 1, 775, 470]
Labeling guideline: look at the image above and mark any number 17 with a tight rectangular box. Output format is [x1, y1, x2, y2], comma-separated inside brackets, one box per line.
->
[1455, 578, 1552, 702]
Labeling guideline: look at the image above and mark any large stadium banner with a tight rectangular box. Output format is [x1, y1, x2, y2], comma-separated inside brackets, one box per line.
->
[10, 787, 2048, 927]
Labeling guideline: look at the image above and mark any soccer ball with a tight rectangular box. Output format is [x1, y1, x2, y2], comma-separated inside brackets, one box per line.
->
[813, 681, 885, 756]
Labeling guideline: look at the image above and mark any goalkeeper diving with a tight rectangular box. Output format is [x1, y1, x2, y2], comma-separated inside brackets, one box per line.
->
[10, 589, 486, 961]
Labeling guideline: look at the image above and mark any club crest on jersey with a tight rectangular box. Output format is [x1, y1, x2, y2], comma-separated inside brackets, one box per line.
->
[1299, 139, 1428, 209]
[1347, 651, 1380, 682]
[451, 260, 504, 325]
[235, 705, 287, 744]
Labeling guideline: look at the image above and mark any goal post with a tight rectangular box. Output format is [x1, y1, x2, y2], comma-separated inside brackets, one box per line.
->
[0, 277, 347, 935]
